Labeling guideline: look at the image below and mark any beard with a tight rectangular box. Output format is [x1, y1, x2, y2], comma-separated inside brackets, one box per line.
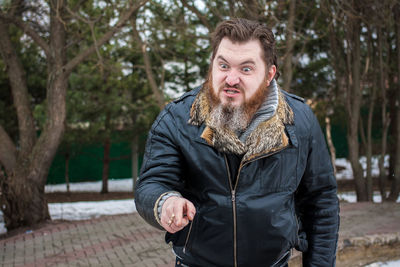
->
[209, 103, 248, 134]
[206, 73, 269, 134]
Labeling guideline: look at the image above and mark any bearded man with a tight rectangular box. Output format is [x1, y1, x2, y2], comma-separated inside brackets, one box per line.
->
[135, 18, 339, 267]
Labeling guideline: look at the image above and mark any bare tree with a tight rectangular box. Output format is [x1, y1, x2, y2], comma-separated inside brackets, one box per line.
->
[281, 0, 296, 92]
[323, 0, 400, 201]
[325, 116, 337, 176]
[376, 9, 391, 201]
[345, 0, 367, 201]
[324, 0, 367, 201]
[0, 0, 148, 230]
[389, 3, 400, 201]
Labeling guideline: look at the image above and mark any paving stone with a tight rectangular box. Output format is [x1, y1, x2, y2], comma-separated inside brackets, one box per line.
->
[1, 203, 399, 266]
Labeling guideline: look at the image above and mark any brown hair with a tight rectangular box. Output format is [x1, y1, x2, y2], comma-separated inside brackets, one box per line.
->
[210, 18, 279, 79]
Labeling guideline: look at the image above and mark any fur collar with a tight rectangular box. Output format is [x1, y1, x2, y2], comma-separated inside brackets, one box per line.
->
[188, 86, 294, 162]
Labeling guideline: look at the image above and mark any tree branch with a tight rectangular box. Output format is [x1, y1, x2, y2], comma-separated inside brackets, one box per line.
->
[0, 18, 37, 157]
[131, 15, 165, 109]
[0, 11, 52, 59]
[0, 124, 17, 175]
[64, 0, 149, 75]
[180, 0, 212, 33]
[65, 6, 104, 72]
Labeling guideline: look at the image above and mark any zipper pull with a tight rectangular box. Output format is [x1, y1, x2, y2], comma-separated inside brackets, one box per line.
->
[231, 190, 236, 202]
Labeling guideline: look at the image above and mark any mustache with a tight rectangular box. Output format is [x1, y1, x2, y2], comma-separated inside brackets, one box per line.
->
[220, 83, 244, 92]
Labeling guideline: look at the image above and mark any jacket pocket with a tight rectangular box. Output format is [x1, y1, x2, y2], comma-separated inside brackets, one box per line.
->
[165, 214, 197, 248]
[257, 147, 299, 192]
[183, 213, 198, 254]
[293, 213, 308, 252]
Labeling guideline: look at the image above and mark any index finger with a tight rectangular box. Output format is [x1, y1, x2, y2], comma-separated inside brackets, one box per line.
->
[184, 200, 196, 221]
[173, 198, 188, 227]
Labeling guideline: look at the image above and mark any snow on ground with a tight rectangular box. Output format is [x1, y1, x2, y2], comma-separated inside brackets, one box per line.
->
[45, 178, 134, 192]
[49, 199, 136, 221]
[335, 155, 389, 180]
[365, 260, 400, 267]
[338, 191, 400, 203]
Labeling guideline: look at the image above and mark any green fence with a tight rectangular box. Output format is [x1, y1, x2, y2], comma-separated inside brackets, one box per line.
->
[47, 141, 143, 184]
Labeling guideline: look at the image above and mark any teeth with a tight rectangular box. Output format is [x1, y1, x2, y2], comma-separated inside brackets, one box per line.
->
[226, 90, 237, 94]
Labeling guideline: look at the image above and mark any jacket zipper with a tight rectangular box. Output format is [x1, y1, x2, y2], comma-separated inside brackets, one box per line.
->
[294, 209, 300, 248]
[183, 220, 194, 254]
[224, 146, 288, 267]
[224, 156, 237, 267]
[271, 250, 291, 267]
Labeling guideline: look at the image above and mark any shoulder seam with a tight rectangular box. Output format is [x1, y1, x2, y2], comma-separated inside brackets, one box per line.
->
[173, 86, 201, 103]
[282, 90, 305, 103]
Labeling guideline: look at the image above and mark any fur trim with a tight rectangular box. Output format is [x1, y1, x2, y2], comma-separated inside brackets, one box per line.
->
[189, 88, 209, 126]
[189, 86, 294, 161]
[200, 126, 214, 145]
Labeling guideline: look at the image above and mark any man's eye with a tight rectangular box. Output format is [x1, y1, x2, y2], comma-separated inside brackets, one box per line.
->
[220, 63, 228, 69]
[242, 67, 252, 72]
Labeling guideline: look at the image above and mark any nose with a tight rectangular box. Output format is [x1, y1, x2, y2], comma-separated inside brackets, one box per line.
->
[225, 70, 240, 86]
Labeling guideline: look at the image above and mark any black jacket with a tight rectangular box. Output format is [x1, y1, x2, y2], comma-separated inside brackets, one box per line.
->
[135, 86, 339, 267]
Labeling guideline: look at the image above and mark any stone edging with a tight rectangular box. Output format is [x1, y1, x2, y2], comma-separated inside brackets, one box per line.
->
[289, 233, 400, 267]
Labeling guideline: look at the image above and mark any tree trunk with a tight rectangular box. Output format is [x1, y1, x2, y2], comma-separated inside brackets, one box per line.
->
[0, 0, 68, 230]
[132, 135, 139, 193]
[101, 137, 111, 194]
[65, 153, 70, 194]
[325, 116, 337, 176]
[0, 171, 50, 230]
[378, 26, 390, 201]
[388, 3, 400, 201]
[0, 21, 36, 161]
[346, 0, 367, 201]
[101, 108, 112, 194]
[389, 85, 400, 200]
[363, 27, 376, 201]
[365, 88, 376, 201]
[282, 0, 296, 92]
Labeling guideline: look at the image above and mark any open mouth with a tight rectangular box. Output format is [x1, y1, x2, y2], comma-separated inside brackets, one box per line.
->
[223, 88, 241, 96]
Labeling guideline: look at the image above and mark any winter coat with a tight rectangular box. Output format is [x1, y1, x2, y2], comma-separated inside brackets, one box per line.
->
[135, 85, 340, 267]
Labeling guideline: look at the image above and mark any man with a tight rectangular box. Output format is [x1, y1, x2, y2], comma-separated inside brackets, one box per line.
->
[135, 18, 339, 267]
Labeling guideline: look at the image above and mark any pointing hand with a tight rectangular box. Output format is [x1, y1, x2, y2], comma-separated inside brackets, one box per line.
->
[160, 196, 196, 233]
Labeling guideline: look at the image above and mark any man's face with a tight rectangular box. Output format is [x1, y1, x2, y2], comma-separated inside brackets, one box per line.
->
[211, 37, 276, 109]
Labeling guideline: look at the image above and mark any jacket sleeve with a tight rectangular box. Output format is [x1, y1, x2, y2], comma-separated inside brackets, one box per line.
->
[134, 106, 185, 230]
[295, 109, 340, 267]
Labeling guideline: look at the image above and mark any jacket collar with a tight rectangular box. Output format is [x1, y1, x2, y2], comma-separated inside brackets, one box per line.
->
[188, 85, 294, 162]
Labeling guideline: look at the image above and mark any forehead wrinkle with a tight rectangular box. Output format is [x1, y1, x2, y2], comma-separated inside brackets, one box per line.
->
[240, 60, 256, 66]
[216, 55, 228, 63]
[216, 55, 257, 67]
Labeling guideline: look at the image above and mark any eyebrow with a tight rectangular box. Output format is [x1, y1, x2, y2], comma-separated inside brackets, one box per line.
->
[216, 55, 256, 66]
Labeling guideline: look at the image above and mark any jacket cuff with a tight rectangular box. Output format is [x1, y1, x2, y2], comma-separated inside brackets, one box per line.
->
[153, 191, 182, 226]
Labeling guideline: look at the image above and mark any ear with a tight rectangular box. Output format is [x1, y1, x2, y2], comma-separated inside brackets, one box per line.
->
[267, 65, 276, 83]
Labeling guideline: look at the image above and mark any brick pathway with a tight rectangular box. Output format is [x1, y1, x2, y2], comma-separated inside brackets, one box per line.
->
[0, 214, 174, 267]
[1, 203, 399, 267]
